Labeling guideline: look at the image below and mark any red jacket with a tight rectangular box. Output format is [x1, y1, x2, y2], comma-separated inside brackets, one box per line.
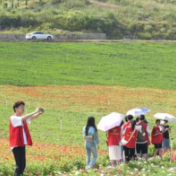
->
[9, 119, 32, 147]
[151, 126, 163, 144]
[137, 121, 151, 146]
[124, 124, 138, 148]
[107, 126, 121, 146]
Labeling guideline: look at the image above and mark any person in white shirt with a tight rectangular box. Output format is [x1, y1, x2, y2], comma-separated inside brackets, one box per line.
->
[9, 101, 44, 176]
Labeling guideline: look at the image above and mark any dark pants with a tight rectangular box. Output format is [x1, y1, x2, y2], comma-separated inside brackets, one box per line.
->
[124, 146, 135, 162]
[12, 147, 26, 176]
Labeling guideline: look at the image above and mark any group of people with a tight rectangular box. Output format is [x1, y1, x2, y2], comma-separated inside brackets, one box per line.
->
[83, 114, 171, 169]
[8, 100, 172, 175]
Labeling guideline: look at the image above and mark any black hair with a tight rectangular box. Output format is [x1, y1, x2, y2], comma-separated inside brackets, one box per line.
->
[13, 101, 25, 112]
[125, 116, 128, 122]
[85, 117, 97, 135]
[127, 115, 133, 121]
[131, 120, 136, 131]
[144, 119, 148, 123]
[139, 114, 145, 121]
[164, 120, 168, 123]
[136, 117, 139, 123]
[120, 120, 124, 126]
[156, 119, 160, 124]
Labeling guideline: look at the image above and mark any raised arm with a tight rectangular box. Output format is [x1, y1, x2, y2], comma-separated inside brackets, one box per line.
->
[22, 108, 44, 121]
[30, 109, 44, 120]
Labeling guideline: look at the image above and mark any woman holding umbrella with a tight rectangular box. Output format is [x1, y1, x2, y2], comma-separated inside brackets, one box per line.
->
[107, 125, 122, 166]
[97, 112, 125, 165]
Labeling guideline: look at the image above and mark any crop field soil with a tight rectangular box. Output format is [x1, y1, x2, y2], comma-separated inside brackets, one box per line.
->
[0, 41, 176, 175]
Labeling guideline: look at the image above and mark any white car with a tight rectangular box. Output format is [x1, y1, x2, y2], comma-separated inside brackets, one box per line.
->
[26, 32, 54, 40]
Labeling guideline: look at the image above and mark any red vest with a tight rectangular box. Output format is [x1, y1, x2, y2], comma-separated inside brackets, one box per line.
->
[9, 119, 32, 147]
[151, 126, 163, 144]
[137, 121, 151, 146]
[124, 124, 138, 148]
[107, 126, 121, 146]
[122, 121, 130, 131]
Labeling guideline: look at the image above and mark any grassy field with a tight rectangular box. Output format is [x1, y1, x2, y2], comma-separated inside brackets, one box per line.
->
[0, 41, 176, 175]
[0, 41, 176, 88]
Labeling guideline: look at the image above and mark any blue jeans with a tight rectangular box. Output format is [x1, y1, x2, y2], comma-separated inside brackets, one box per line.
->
[85, 141, 98, 167]
[162, 138, 170, 151]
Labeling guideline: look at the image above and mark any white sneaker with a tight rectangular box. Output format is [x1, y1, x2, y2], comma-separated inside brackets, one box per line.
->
[85, 165, 91, 170]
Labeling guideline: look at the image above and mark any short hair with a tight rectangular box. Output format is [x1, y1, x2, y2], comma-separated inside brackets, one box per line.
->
[139, 114, 145, 121]
[127, 115, 133, 121]
[156, 119, 160, 123]
[13, 101, 25, 112]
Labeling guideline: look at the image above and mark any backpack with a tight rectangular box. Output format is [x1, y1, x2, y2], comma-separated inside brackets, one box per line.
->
[137, 123, 146, 142]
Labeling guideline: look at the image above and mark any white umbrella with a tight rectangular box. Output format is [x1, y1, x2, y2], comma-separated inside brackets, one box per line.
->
[154, 113, 176, 123]
[126, 107, 150, 116]
[97, 112, 124, 132]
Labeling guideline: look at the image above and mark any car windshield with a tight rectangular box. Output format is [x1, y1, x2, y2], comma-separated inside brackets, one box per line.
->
[33, 32, 45, 34]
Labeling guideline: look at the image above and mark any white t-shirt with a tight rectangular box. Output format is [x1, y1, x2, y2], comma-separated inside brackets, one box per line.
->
[10, 115, 31, 150]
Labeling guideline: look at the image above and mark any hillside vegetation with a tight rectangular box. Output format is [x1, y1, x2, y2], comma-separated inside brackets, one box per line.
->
[0, 41, 176, 89]
[0, 0, 176, 39]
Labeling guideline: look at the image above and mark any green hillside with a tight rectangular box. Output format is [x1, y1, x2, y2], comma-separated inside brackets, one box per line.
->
[1, 41, 176, 89]
[0, 0, 176, 39]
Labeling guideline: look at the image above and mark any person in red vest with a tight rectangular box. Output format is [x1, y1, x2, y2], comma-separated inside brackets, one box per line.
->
[9, 101, 44, 176]
[122, 115, 130, 132]
[107, 126, 122, 166]
[151, 119, 163, 158]
[136, 115, 150, 159]
[121, 115, 132, 162]
[123, 117, 138, 162]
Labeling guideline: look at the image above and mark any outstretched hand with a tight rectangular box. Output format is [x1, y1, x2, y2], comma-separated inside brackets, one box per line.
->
[38, 107, 44, 114]
[22, 107, 44, 121]
[35, 107, 44, 114]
